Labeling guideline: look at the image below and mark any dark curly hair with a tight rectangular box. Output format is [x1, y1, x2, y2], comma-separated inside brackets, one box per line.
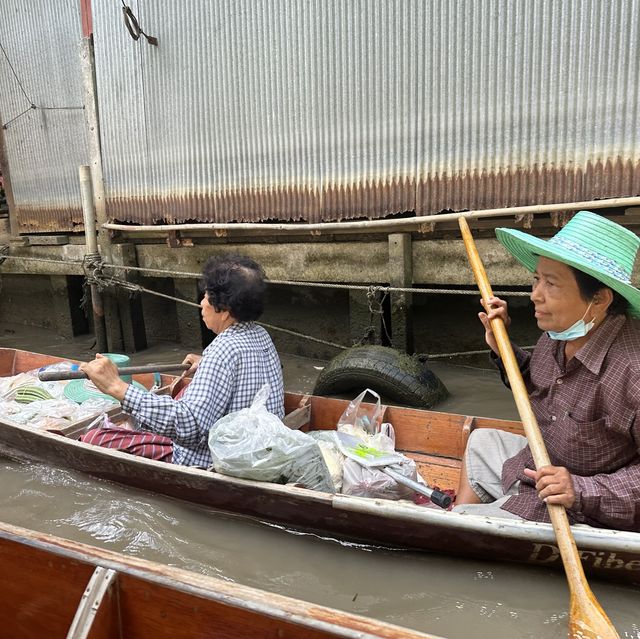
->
[200, 254, 266, 322]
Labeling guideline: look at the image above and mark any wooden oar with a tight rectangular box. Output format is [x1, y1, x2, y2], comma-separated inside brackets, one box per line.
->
[459, 216, 619, 639]
[38, 363, 190, 382]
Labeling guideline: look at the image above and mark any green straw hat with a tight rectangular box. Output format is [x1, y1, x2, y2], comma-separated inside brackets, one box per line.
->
[495, 210, 640, 318]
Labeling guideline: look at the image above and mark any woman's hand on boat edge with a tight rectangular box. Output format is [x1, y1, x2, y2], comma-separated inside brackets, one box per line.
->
[80, 354, 129, 401]
[524, 466, 576, 509]
[478, 295, 511, 356]
[181, 353, 202, 376]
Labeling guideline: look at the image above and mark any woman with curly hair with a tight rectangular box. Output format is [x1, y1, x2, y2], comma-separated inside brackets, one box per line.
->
[80, 253, 284, 467]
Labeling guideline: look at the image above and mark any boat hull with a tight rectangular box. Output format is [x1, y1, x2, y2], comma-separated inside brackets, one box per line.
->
[1, 348, 640, 586]
[0, 520, 439, 639]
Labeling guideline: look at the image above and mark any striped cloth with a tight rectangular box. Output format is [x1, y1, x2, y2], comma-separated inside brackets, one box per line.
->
[80, 427, 173, 462]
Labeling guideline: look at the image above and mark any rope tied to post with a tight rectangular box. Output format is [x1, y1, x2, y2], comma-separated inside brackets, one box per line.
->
[355, 285, 392, 346]
[82, 252, 105, 288]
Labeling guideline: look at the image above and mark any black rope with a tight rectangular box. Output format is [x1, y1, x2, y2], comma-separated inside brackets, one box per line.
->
[121, 2, 158, 46]
[0, 40, 33, 104]
[0, 39, 85, 129]
[2, 105, 35, 130]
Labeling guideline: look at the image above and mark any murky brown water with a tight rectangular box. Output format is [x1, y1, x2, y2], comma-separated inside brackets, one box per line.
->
[0, 323, 638, 638]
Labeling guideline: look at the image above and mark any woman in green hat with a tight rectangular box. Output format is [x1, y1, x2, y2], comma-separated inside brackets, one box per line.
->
[454, 211, 640, 531]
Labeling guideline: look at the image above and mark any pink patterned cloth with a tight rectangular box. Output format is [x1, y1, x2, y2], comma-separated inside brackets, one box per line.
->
[78, 382, 188, 463]
[80, 427, 173, 463]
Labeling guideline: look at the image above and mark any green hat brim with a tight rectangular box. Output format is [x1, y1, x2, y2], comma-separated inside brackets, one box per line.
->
[64, 379, 147, 404]
[496, 227, 640, 319]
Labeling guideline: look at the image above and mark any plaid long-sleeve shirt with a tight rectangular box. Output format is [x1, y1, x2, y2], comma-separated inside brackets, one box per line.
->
[495, 314, 640, 530]
[122, 322, 284, 467]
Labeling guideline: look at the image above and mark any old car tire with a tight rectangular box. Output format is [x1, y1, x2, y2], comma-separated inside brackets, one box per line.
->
[313, 345, 448, 408]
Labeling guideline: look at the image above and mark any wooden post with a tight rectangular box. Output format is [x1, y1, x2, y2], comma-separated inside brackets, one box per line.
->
[0, 112, 19, 238]
[110, 243, 148, 352]
[79, 165, 107, 352]
[49, 275, 86, 339]
[388, 233, 414, 353]
[80, 36, 122, 351]
[348, 290, 372, 346]
[174, 278, 205, 350]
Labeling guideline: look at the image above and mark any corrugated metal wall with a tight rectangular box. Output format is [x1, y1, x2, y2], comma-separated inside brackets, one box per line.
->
[0, 0, 88, 232]
[1, 1, 639, 230]
[95, 0, 640, 224]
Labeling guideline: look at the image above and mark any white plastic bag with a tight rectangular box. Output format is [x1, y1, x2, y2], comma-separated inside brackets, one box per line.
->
[336, 389, 421, 499]
[307, 430, 344, 492]
[336, 388, 385, 435]
[341, 456, 419, 499]
[208, 385, 335, 492]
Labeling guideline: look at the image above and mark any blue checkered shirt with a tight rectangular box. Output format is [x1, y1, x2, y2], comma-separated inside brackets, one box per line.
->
[122, 322, 284, 467]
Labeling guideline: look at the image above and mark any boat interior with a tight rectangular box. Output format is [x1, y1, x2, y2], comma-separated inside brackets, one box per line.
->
[0, 347, 525, 494]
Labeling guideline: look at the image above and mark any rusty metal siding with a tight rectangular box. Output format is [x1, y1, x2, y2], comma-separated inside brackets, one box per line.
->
[95, 0, 640, 225]
[3, 1, 639, 230]
[0, 0, 88, 232]
[414, 0, 640, 215]
[95, 0, 426, 223]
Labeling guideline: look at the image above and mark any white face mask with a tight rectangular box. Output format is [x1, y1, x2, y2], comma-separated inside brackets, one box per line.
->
[547, 302, 596, 341]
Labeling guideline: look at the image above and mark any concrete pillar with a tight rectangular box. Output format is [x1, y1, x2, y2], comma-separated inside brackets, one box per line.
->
[110, 244, 147, 353]
[388, 233, 414, 353]
[174, 278, 206, 350]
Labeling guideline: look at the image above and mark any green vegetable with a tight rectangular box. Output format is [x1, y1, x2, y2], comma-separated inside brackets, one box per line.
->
[15, 386, 54, 404]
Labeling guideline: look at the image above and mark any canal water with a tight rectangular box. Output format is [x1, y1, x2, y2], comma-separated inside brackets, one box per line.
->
[0, 323, 638, 638]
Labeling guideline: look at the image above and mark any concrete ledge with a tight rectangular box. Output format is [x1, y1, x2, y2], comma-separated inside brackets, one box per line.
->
[27, 235, 69, 246]
[136, 238, 530, 287]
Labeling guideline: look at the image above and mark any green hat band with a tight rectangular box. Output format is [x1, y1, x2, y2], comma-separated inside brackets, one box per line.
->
[495, 211, 640, 319]
[546, 236, 630, 282]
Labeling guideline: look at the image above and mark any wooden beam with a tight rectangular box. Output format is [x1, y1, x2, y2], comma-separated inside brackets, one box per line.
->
[173, 278, 205, 350]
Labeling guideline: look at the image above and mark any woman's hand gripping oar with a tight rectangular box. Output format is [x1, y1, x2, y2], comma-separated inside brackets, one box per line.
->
[459, 216, 619, 639]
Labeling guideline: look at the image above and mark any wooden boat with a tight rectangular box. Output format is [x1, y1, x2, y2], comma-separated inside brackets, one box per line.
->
[0, 520, 440, 639]
[1, 347, 640, 586]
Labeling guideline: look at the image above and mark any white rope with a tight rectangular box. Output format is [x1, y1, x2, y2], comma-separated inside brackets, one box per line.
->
[0, 254, 531, 297]
[0, 254, 85, 266]
[0, 251, 536, 356]
[100, 262, 531, 297]
[426, 345, 535, 359]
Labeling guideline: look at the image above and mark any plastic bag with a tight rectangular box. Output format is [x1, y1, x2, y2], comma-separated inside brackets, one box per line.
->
[0, 372, 72, 402]
[308, 430, 344, 492]
[341, 455, 419, 499]
[0, 395, 115, 430]
[336, 390, 421, 499]
[30, 361, 79, 377]
[208, 385, 335, 492]
[336, 388, 385, 435]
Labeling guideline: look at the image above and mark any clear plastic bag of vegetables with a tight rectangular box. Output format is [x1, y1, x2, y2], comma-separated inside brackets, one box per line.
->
[208, 384, 334, 492]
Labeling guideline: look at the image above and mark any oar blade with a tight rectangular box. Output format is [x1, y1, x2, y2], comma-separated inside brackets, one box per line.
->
[568, 586, 620, 638]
